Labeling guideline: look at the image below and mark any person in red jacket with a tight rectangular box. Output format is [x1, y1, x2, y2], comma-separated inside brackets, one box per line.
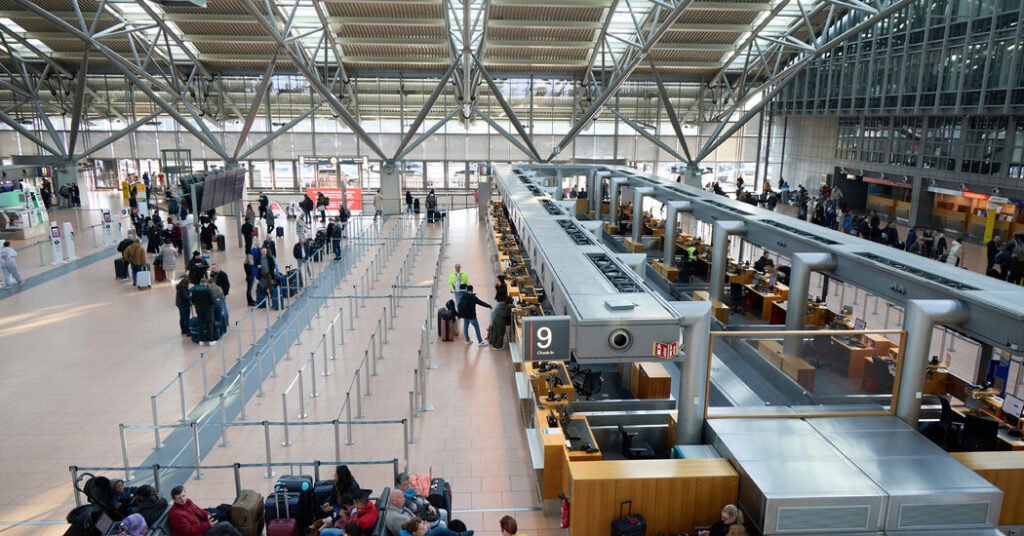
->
[167, 486, 241, 536]
[346, 490, 379, 531]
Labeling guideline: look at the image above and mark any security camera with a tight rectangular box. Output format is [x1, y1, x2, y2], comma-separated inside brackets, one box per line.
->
[992, 187, 1001, 195]
[959, 183, 966, 190]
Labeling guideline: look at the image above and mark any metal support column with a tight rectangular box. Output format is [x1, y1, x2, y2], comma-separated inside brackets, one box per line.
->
[783, 252, 837, 355]
[708, 221, 746, 303]
[662, 201, 693, 265]
[677, 301, 712, 445]
[895, 300, 969, 427]
[631, 187, 655, 244]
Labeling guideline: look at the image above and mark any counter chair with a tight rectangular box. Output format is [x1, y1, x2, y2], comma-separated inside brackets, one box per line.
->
[574, 371, 603, 400]
[938, 394, 966, 450]
[618, 424, 656, 459]
[962, 414, 1000, 451]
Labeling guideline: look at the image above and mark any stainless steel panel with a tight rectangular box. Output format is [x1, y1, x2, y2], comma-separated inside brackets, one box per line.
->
[817, 430, 948, 460]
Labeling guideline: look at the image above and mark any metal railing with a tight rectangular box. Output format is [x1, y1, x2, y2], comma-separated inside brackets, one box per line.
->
[69, 458, 400, 507]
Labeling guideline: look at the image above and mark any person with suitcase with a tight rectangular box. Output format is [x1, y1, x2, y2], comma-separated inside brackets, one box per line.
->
[159, 240, 178, 283]
[168, 486, 242, 536]
[122, 238, 147, 286]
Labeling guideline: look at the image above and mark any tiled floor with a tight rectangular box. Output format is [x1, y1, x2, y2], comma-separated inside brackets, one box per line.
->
[0, 203, 562, 535]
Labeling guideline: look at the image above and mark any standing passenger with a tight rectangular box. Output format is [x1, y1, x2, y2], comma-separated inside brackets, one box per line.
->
[0, 240, 22, 287]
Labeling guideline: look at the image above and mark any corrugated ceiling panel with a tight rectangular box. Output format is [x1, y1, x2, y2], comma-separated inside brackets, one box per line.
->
[327, 1, 443, 18]
[343, 43, 448, 57]
[649, 50, 726, 62]
[162, 0, 248, 15]
[487, 46, 588, 60]
[338, 24, 447, 39]
[487, 27, 595, 41]
[194, 41, 280, 56]
[662, 30, 740, 44]
[677, 9, 760, 24]
[490, 5, 603, 22]
[176, 21, 268, 36]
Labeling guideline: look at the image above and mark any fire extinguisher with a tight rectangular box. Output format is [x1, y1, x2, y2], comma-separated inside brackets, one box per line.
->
[559, 493, 570, 528]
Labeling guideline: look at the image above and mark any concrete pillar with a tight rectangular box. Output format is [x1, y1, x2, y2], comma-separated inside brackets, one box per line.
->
[908, 175, 935, 228]
[607, 177, 628, 226]
[709, 221, 746, 302]
[592, 170, 610, 216]
[678, 301, 713, 445]
[662, 201, 693, 265]
[783, 253, 838, 355]
[554, 168, 564, 200]
[683, 167, 702, 189]
[896, 300, 969, 427]
[477, 180, 490, 221]
[631, 187, 654, 243]
[380, 161, 402, 215]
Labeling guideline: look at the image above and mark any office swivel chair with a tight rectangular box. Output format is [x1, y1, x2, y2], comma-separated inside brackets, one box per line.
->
[961, 413, 1000, 451]
[574, 371, 603, 400]
[938, 394, 966, 450]
[618, 424, 656, 459]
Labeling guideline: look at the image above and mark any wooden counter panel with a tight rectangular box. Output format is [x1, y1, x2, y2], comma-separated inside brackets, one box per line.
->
[951, 451, 1024, 524]
[567, 459, 738, 536]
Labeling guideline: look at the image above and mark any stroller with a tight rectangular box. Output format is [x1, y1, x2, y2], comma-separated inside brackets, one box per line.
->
[65, 473, 124, 535]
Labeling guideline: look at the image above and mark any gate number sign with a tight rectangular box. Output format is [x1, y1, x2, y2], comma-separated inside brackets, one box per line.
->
[522, 316, 570, 362]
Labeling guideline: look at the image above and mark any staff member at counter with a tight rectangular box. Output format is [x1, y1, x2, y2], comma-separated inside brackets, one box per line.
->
[699, 504, 747, 536]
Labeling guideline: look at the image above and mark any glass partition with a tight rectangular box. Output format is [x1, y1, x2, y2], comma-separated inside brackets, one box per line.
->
[705, 328, 906, 419]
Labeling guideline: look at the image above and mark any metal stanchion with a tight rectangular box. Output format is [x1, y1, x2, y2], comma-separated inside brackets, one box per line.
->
[365, 355, 373, 394]
[309, 354, 320, 398]
[263, 421, 275, 478]
[333, 419, 341, 461]
[382, 311, 389, 344]
[190, 421, 203, 480]
[238, 370, 248, 420]
[119, 424, 132, 482]
[218, 394, 230, 447]
[233, 463, 241, 498]
[330, 324, 338, 361]
[353, 286, 359, 318]
[345, 394, 354, 445]
[355, 372, 364, 418]
[412, 369, 421, 418]
[297, 369, 309, 417]
[269, 334, 280, 377]
[368, 347, 377, 377]
[177, 372, 188, 422]
[255, 349, 266, 397]
[281, 393, 293, 446]
[339, 307, 346, 344]
[408, 392, 416, 444]
[321, 334, 331, 375]
[146, 397, 165, 454]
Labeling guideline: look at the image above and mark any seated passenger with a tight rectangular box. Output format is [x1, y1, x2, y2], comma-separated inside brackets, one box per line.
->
[128, 485, 168, 527]
[111, 479, 135, 514]
[397, 472, 446, 527]
[400, 517, 473, 536]
[321, 490, 377, 535]
[113, 513, 148, 536]
[167, 486, 240, 536]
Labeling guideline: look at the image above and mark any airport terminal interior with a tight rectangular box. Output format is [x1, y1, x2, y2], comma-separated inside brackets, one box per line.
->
[1, 0, 1024, 535]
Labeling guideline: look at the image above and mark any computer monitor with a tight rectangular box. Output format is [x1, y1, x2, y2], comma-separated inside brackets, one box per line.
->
[854, 318, 867, 330]
[1003, 394, 1024, 420]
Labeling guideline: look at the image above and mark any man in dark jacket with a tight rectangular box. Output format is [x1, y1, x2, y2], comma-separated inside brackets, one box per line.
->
[301, 195, 315, 224]
[190, 281, 216, 346]
[456, 285, 491, 346]
[240, 218, 254, 252]
[210, 264, 230, 297]
[317, 192, 329, 223]
[186, 251, 209, 284]
[331, 218, 343, 259]
[987, 235, 1002, 270]
[258, 193, 269, 220]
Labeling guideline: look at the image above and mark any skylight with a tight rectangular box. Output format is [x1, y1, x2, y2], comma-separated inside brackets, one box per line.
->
[0, 17, 53, 58]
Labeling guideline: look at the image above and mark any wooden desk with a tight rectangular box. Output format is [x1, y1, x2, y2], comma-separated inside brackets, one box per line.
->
[693, 290, 730, 324]
[727, 268, 755, 285]
[651, 260, 679, 282]
[951, 452, 1024, 524]
[771, 301, 833, 326]
[535, 410, 603, 499]
[566, 458, 738, 536]
[831, 335, 875, 380]
[623, 236, 646, 253]
[756, 340, 815, 390]
[744, 283, 781, 321]
[630, 362, 672, 399]
[525, 362, 575, 404]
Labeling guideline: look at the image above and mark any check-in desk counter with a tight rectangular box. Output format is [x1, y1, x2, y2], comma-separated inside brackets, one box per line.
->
[525, 361, 574, 406]
[769, 300, 836, 326]
[564, 457, 738, 536]
[744, 282, 782, 321]
[756, 340, 816, 391]
[831, 334, 901, 380]
[693, 290, 730, 324]
[952, 452, 1024, 524]
[534, 410, 602, 500]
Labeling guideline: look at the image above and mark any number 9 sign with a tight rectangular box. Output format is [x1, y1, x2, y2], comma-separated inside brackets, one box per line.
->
[522, 316, 570, 362]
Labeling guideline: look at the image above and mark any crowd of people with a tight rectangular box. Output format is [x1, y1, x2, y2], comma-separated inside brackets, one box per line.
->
[704, 176, 1024, 283]
[440, 264, 515, 349]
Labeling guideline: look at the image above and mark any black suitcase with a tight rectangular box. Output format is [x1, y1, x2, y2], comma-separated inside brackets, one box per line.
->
[611, 500, 645, 536]
[216, 234, 226, 251]
[312, 480, 335, 511]
[276, 226, 285, 238]
[275, 475, 313, 528]
[427, 478, 452, 523]
[114, 258, 129, 280]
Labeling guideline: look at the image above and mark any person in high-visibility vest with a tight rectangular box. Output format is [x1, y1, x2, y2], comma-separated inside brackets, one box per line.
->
[449, 264, 469, 294]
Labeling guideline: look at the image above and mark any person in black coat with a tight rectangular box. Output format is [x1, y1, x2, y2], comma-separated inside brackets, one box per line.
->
[189, 280, 216, 346]
[186, 251, 209, 284]
[127, 485, 168, 528]
[211, 264, 230, 297]
[456, 285, 492, 346]
[175, 278, 191, 335]
[241, 218, 254, 252]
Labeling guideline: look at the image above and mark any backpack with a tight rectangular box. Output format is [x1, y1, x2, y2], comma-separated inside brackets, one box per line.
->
[117, 239, 133, 253]
[293, 242, 305, 260]
[339, 206, 351, 222]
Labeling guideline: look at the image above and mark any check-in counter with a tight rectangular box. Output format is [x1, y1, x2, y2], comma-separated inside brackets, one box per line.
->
[564, 458, 739, 536]
[951, 452, 1024, 524]
[628, 362, 672, 399]
[535, 409, 602, 499]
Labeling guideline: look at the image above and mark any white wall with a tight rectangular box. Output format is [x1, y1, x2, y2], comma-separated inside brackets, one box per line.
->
[765, 115, 839, 190]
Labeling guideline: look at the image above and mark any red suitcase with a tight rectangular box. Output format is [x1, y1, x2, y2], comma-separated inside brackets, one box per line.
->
[154, 264, 167, 282]
[266, 492, 298, 536]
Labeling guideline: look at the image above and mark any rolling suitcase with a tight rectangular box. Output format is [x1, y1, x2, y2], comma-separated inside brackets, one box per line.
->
[276, 226, 285, 238]
[154, 263, 167, 282]
[427, 478, 452, 524]
[610, 500, 646, 536]
[216, 234, 226, 251]
[231, 489, 265, 536]
[276, 475, 313, 529]
[266, 492, 299, 536]
[437, 309, 455, 342]
[136, 265, 152, 289]
[312, 480, 336, 512]
[114, 258, 129, 280]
